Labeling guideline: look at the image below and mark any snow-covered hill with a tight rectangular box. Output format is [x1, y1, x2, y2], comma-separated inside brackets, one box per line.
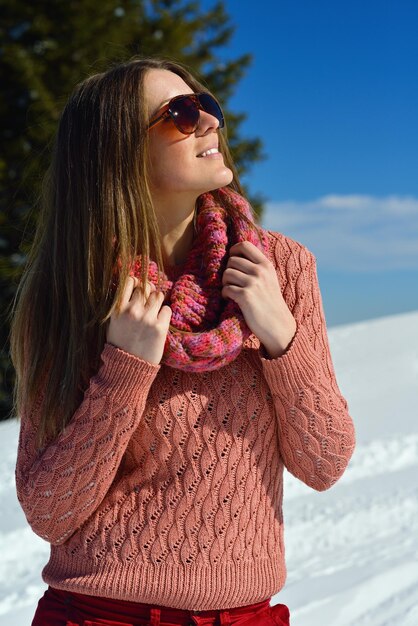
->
[1, 310, 417, 626]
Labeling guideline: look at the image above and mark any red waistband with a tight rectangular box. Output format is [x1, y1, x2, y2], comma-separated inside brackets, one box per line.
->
[47, 585, 271, 620]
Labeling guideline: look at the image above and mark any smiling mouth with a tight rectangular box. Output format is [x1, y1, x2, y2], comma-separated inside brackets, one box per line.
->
[196, 148, 220, 158]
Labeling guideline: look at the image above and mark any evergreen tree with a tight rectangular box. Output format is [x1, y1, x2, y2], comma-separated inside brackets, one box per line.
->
[0, 0, 264, 419]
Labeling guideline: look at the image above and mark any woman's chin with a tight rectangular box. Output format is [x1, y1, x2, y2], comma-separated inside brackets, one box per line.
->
[205, 166, 234, 191]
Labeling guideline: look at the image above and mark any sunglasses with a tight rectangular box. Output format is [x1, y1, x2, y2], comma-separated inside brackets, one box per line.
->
[148, 92, 225, 135]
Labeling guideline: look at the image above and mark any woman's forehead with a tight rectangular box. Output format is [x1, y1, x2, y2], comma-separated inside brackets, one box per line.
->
[144, 69, 194, 116]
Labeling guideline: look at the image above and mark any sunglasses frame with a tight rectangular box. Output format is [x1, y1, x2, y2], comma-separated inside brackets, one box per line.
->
[147, 92, 224, 135]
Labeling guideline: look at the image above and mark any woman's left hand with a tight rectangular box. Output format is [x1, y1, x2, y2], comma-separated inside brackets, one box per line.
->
[221, 241, 297, 358]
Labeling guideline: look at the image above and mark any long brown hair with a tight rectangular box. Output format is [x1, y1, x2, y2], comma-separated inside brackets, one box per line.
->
[9, 56, 260, 450]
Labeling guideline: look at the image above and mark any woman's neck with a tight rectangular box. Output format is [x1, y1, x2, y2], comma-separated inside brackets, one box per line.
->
[159, 210, 196, 267]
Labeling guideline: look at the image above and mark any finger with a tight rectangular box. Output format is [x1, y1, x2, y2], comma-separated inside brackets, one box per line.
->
[120, 276, 138, 309]
[130, 290, 166, 320]
[229, 241, 266, 263]
[144, 280, 156, 299]
[129, 280, 155, 305]
[226, 255, 256, 274]
[158, 304, 172, 323]
[221, 284, 242, 301]
[222, 267, 248, 287]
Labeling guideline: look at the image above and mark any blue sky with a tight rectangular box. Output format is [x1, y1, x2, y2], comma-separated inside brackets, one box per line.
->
[203, 0, 418, 326]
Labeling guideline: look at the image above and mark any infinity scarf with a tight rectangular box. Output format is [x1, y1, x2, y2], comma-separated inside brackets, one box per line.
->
[132, 187, 270, 372]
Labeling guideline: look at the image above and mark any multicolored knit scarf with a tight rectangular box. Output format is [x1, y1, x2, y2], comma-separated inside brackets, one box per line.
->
[132, 187, 270, 372]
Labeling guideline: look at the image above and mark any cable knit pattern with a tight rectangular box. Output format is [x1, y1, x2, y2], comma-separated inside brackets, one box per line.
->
[15, 229, 356, 611]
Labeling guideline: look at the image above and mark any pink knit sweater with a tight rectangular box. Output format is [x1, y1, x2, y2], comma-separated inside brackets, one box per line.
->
[15, 230, 356, 610]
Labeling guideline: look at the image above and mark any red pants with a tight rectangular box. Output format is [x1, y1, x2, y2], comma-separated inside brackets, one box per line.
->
[31, 586, 290, 625]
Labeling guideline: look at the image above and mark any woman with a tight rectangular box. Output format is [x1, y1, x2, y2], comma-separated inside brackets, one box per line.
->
[11, 57, 356, 626]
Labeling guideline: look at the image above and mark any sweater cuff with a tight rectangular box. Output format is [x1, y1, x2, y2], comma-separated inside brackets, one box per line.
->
[259, 322, 322, 392]
[94, 343, 161, 403]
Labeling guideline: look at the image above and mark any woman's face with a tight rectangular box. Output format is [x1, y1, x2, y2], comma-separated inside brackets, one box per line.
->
[144, 69, 233, 205]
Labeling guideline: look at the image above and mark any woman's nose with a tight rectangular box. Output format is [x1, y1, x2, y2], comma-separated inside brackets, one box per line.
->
[196, 109, 220, 135]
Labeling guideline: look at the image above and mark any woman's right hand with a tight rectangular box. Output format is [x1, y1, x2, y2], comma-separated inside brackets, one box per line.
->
[106, 277, 172, 365]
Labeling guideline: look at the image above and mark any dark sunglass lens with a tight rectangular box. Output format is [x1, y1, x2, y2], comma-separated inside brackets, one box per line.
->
[170, 97, 199, 134]
[198, 93, 224, 128]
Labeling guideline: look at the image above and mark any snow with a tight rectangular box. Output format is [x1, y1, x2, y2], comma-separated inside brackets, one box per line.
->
[1, 309, 417, 625]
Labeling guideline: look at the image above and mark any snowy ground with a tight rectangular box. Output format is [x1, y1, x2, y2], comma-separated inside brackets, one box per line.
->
[1, 309, 417, 626]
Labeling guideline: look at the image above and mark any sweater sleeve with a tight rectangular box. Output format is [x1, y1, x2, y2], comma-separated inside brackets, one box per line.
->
[15, 343, 160, 545]
[259, 239, 356, 491]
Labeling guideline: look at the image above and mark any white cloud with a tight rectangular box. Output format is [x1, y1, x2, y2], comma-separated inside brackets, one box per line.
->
[262, 194, 418, 271]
